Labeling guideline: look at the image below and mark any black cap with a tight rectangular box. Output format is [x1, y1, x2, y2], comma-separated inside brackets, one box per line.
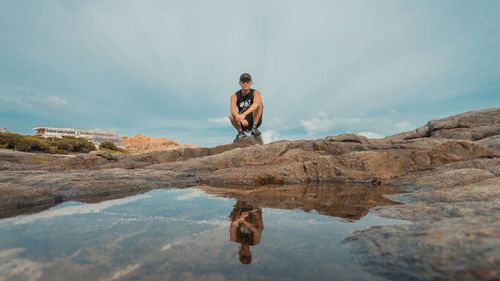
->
[239, 73, 252, 81]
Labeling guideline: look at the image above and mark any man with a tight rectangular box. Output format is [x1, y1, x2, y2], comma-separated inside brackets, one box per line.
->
[229, 73, 263, 142]
[229, 201, 264, 265]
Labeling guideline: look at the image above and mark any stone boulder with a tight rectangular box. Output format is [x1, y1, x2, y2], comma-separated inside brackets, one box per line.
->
[388, 107, 500, 141]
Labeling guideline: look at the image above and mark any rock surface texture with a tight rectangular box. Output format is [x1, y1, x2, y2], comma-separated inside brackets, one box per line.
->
[121, 134, 196, 153]
[0, 108, 499, 280]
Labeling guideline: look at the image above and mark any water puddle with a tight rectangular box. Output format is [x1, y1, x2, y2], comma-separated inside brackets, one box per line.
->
[0, 185, 406, 281]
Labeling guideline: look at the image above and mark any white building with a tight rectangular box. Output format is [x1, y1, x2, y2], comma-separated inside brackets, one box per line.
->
[0, 128, 7, 133]
[33, 126, 121, 146]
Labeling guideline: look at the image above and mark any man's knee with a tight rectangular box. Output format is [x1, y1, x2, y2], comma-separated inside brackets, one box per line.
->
[252, 104, 263, 117]
[241, 119, 249, 127]
[255, 103, 263, 113]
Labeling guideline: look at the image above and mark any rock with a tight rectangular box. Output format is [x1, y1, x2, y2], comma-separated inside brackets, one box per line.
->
[201, 184, 402, 221]
[96, 151, 118, 161]
[427, 108, 500, 131]
[233, 134, 263, 145]
[121, 134, 196, 154]
[387, 125, 430, 140]
[103, 134, 263, 168]
[431, 126, 500, 140]
[347, 212, 500, 281]
[387, 108, 500, 141]
[346, 155, 500, 281]
[1, 109, 498, 199]
[478, 135, 500, 150]
[325, 133, 368, 143]
[0, 108, 499, 280]
[427, 108, 500, 140]
[410, 168, 495, 192]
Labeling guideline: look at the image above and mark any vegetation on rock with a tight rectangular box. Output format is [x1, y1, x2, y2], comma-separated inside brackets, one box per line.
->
[99, 141, 126, 153]
[0, 132, 95, 154]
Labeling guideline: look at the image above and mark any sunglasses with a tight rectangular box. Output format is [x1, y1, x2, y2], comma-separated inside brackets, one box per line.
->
[240, 79, 251, 83]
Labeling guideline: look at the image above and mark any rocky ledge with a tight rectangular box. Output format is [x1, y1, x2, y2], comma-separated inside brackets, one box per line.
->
[1, 108, 499, 280]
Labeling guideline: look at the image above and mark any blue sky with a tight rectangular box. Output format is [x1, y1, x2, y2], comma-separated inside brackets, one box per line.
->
[1, 0, 499, 146]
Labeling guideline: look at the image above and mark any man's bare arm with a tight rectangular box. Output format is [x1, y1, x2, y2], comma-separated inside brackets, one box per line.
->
[229, 222, 237, 241]
[242, 91, 262, 116]
[230, 94, 239, 117]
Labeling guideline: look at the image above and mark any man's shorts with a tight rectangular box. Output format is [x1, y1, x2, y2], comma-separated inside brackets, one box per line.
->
[241, 112, 263, 132]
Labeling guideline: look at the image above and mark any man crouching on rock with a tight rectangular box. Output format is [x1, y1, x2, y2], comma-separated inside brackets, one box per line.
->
[229, 73, 263, 143]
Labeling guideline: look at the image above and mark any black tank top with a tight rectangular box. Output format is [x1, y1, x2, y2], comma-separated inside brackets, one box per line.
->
[236, 89, 255, 113]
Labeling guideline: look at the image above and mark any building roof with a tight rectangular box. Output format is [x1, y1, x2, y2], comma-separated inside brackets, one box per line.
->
[32, 126, 118, 134]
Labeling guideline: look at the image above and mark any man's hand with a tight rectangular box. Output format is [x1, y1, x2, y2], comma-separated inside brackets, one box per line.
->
[237, 113, 246, 122]
[232, 212, 249, 226]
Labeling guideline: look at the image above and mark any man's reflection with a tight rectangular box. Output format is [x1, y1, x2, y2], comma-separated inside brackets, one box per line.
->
[229, 201, 264, 265]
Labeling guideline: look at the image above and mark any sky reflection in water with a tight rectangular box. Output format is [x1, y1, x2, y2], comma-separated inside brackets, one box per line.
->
[0, 186, 405, 281]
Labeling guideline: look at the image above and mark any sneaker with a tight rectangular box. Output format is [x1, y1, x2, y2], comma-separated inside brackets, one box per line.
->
[251, 127, 261, 136]
[234, 131, 247, 142]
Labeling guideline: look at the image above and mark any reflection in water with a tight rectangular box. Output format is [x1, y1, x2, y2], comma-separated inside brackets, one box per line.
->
[204, 184, 402, 221]
[0, 187, 404, 281]
[219, 183, 401, 265]
[229, 201, 264, 264]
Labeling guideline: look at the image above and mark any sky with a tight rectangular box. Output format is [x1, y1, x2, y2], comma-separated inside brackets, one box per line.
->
[1, 0, 499, 146]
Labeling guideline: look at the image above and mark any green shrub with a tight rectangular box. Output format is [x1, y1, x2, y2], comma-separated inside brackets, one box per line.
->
[57, 141, 74, 151]
[0, 133, 22, 149]
[72, 138, 96, 153]
[0, 132, 96, 154]
[13, 139, 31, 151]
[24, 136, 50, 152]
[48, 146, 59, 154]
[99, 141, 119, 151]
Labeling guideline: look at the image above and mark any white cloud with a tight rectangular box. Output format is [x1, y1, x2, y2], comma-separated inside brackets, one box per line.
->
[174, 189, 205, 201]
[395, 121, 413, 131]
[160, 240, 183, 252]
[300, 114, 334, 136]
[300, 113, 372, 136]
[266, 118, 284, 128]
[262, 129, 281, 144]
[207, 116, 230, 125]
[0, 248, 43, 281]
[357, 131, 385, 139]
[0, 91, 71, 113]
[8, 195, 145, 225]
[108, 264, 141, 281]
[44, 96, 70, 109]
